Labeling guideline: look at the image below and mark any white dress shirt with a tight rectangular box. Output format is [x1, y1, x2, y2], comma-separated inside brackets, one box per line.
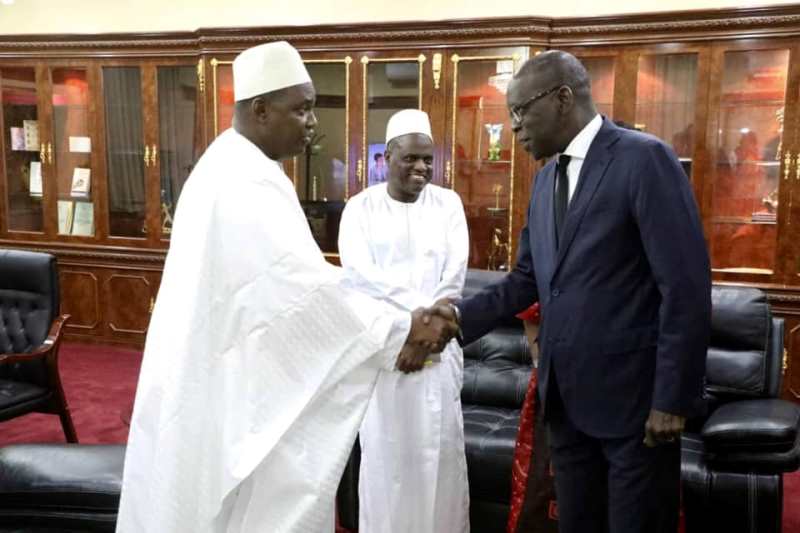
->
[560, 113, 602, 203]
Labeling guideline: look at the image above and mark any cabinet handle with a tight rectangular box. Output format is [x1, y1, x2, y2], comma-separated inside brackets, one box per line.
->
[144, 145, 151, 167]
[795, 154, 799, 181]
[445, 161, 452, 187]
[40, 144, 46, 163]
[46, 143, 53, 164]
[356, 159, 364, 189]
[151, 145, 158, 167]
[784, 151, 792, 180]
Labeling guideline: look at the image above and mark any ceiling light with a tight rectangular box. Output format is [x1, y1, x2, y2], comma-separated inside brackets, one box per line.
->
[0, 0, 14, 5]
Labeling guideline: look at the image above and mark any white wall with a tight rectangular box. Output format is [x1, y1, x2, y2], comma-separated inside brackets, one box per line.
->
[0, 0, 798, 35]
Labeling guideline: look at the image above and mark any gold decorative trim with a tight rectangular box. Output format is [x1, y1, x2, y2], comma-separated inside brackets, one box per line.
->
[450, 54, 459, 188]
[432, 53, 443, 90]
[361, 56, 369, 192]
[197, 59, 205, 93]
[209, 58, 234, 137]
[418, 54, 426, 107]
[345, 55, 352, 200]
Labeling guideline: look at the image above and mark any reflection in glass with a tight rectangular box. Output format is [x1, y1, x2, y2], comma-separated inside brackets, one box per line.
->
[214, 63, 234, 136]
[365, 61, 419, 188]
[158, 66, 199, 237]
[52, 68, 92, 236]
[580, 57, 615, 118]
[103, 67, 145, 238]
[453, 59, 514, 270]
[298, 63, 347, 254]
[710, 49, 789, 273]
[2, 67, 43, 232]
[636, 54, 698, 178]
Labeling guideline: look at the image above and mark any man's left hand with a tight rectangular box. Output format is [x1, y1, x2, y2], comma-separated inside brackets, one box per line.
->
[643, 409, 686, 448]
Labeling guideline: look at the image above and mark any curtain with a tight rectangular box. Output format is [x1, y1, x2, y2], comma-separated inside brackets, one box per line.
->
[103, 67, 145, 235]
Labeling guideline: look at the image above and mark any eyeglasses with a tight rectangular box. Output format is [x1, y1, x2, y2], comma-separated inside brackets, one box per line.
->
[509, 85, 563, 123]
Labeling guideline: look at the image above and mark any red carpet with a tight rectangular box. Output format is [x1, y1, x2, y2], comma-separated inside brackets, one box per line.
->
[0, 342, 797, 532]
[0, 342, 140, 445]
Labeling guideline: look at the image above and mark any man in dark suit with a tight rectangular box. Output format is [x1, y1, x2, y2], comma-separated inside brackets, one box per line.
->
[451, 51, 711, 533]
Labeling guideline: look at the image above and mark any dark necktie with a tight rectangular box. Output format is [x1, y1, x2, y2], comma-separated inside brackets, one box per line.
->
[554, 154, 571, 248]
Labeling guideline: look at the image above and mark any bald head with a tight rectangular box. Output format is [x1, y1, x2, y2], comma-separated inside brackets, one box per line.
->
[515, 50, 592, 103]
[506, 50, 598, 160]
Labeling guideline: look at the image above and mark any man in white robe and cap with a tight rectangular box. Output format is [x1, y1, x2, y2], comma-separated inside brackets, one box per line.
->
[338, 109, 471, 533]
[115, 42, 457, 533]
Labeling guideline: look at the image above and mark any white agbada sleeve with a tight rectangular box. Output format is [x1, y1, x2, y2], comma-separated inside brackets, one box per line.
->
[431, 192, 469, 302]
[116, 130, 410, 533]
[338, 196, 430, 311]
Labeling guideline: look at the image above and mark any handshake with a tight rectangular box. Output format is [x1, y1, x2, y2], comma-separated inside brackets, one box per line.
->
[396, 299, 460, 373]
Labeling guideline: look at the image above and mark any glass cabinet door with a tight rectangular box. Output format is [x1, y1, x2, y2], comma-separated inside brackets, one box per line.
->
[579, 56, 616, 118]
[635, 53, 699, 179]
[156, 65, 200, 238]
[51, 68, 93, 237]
[708, 47, 790, 275]
[294, 59, 351, 254]
[360, 55, 424, 192]
[1, 66, 44, 233]
[103, 67, 146, 239]
[210, 59, 233, 138]
[449, 52, 521, 271]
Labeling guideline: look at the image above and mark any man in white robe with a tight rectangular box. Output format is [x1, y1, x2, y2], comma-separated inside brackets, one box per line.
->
[338, 109, 471, 533]
[116, 42, 456, 533]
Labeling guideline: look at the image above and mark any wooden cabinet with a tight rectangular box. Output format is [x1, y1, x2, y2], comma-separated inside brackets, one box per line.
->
[209, 45, 533, 269]
[1, 8, 800, 399]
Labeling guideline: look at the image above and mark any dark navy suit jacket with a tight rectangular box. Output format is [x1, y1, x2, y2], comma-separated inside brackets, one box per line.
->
[457, 118, 711, 438]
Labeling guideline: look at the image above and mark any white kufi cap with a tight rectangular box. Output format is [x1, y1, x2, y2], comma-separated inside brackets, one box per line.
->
[233, 41, 311, 102]
[385, 109, 433, 144]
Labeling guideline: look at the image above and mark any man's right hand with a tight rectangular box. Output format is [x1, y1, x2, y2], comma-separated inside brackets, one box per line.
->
[395, 306, 459, 373]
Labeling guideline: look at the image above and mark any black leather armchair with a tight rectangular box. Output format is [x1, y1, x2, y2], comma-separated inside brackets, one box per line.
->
[0, 249, 77, 443]
[682, 285, 800, 533]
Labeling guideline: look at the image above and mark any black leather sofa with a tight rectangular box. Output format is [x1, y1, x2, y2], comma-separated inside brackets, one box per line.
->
[339, 271, 800, 533]
[0, 271, 798, 533]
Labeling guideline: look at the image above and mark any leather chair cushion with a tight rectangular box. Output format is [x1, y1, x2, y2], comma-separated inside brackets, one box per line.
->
[0, 444, 124, 512]
[462, 328, 532, 409]
[706, 286, 770, 398]
[702, 399, 799, 452]
[0, 380, 48, 410]
[463, 405, 520, 504]
[701, 399, 800, 473]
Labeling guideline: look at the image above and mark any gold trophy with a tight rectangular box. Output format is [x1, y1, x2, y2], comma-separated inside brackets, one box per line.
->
[487, 183, 507, 215]
[485, 123, 504, 161]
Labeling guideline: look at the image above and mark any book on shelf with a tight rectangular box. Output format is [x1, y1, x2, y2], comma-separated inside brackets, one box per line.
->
[751, 211, 777, 223]
[23, 120, 39, 151]
[10, 127, 24, 151]
[71, 201, 94, 237]
[68, 136, 91, 153]
[57, 200, 74, 235]
[71, 167, 91, 196]
[29, 161, 42, 197]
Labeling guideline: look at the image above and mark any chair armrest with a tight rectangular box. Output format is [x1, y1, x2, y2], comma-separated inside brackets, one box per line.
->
[701, 398, 800, 473]
[0, 314, 70, 364]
